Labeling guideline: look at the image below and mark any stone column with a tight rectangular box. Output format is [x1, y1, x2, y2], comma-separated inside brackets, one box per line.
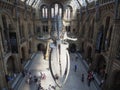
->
[45, 41, 50, 60]
[0, 60, 8, 89]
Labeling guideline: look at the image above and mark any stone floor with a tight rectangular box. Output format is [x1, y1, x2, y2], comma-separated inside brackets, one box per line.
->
[17, 52, 99, 90]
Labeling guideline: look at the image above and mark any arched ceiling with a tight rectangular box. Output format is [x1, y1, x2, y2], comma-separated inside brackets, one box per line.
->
[21, 0, 96, 8]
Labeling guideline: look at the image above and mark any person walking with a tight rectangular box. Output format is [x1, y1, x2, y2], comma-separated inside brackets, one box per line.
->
[75, 56, 78, 61]
[81, 73, 84, 82]
[74, 64, 77, 72]
[87, 75, 91, 87]
[38, 82, 42, 90]
[99, 79, 104, 87]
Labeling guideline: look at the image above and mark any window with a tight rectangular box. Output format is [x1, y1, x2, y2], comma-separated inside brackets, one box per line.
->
[51, 8, 54, 18]
[42, 6, 48, 18]
[51, 3, 62, 18]
[65, 6, 72, 20]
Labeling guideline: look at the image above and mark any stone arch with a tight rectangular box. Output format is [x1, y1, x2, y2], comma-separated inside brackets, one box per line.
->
[40, 4, 49, 8]
[64, 5, 73, 19]
[7, 56, 16, 74]
[0, 10, 16, 30]
[99, 11, 114, 51]
[101, 16, 111, 51]
[69, 43, 76, 53]
[50, 2, 63, 9]
[1, 14, 17, 53]
[50, 2, 63, 18]
[1, 14, 10, 52]
[101, 11, 114, 23]
[65, 5, 73, 11]
[40, 4, 49, 18]
[37, 43, 45, 53]
[102, 16, 113, 51]
[94, 54, 106, 78]
[95, 25, 104, 52]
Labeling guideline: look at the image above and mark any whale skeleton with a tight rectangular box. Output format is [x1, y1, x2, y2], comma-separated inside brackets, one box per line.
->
[38, 14, 77, 88]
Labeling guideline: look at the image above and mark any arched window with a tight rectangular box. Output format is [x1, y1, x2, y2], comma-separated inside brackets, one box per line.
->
[103, 16, 111, 51]
[59, 8, 62, 17]
[96, 25, 104, 52]
[65, 6, 72, 20]
[51, 8, 54, 18]
[55, 4, 58, 15]
[51, 3, 63, 18]
[66, 8, 70, 19]
[41, 6, 48, 18]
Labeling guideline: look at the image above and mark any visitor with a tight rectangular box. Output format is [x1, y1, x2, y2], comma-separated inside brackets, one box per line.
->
[99, 79, 104, 87]
[81, 73, 84, 82]
[74, 64, 77, 72]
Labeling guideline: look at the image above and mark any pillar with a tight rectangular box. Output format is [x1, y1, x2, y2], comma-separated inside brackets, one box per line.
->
[45, 41, 50, 60]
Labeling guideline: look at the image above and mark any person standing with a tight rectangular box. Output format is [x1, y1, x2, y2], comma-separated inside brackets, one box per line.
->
[75, 56, 78, 61]
[99, 79, 104, 87]
[87, 75, 91, 87]
[81, 73, 84, 82]
[74, 64, 77, 72]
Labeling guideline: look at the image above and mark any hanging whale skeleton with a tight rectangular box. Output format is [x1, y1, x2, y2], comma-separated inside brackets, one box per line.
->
[49, 14, 77, 88]
[37, 13, 77, 87]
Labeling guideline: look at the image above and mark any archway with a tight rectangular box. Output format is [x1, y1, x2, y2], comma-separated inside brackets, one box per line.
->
[94, 54, 106, 78]
[86, 46, 92, 64]
[102, 16, 111, 51]
[7, 56, 16, 75]
[37, 43, 45, 54]
[96, 25, 104, 53]
[69, 43, 76, 53]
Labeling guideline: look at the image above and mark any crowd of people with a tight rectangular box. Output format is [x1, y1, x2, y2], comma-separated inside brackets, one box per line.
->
[22, 69, 47, 90]
[21, 69, 57, 90]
